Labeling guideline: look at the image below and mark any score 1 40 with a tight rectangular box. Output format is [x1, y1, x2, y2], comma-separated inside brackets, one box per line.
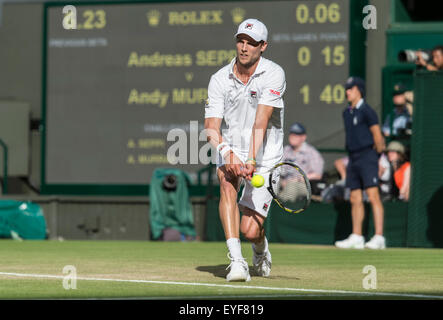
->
[300, 84, 345, 105]
[297, 45, 345, 66]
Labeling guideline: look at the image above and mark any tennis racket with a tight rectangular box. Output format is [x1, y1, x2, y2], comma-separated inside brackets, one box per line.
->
[263, 161, 312, 214]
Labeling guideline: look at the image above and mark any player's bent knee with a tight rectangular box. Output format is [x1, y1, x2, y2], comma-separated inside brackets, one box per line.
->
[242, 231, 260, 243]
[241, 227, 263, 243]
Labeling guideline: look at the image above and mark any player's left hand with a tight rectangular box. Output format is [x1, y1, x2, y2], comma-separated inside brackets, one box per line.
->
[243, 163, 256, 180]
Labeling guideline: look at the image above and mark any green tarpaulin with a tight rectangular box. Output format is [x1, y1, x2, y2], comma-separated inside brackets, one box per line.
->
[149, 168, 196, 240]
[0, 200, 47, 240]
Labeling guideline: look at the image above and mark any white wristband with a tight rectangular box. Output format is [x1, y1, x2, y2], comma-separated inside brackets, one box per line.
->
[217, 142, 231, 159]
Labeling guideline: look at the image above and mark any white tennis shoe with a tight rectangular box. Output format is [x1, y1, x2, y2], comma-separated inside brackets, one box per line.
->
[365, 235, 386, 249]
[226, 254, 251, 282]
[335, 233, 365, 249]
[253, 249, 272, 277]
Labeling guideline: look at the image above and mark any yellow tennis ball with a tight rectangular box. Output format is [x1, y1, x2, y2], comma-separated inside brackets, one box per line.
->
[251, 174, 265, 188]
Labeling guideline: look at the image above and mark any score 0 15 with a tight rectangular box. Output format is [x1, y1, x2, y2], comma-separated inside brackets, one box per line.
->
[62, 5, 106, 30]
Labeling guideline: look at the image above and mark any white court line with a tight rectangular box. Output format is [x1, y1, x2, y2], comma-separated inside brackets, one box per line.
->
[0, 271, 442, 300]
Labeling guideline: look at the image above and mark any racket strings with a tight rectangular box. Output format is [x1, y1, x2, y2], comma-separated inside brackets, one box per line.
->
[271, 164, 310, 209]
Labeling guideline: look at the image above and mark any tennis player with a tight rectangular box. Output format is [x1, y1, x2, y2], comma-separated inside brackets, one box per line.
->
[204, 18, 286, 281]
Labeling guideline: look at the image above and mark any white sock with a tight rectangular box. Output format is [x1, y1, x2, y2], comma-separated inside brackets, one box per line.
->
[252, 237, 268, 254]
[226, 238, 243, 260]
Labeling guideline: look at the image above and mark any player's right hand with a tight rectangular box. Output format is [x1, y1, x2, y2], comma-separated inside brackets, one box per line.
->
[224, 151, 245, 177]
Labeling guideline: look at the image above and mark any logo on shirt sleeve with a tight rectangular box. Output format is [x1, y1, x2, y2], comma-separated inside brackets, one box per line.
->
[269, 89, 281, 96]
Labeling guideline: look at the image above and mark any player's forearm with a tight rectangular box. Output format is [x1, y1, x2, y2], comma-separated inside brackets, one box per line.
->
[204, 118, 223, 149]
[248, 105, 274, 160]
[204, 117, 235, 161]
[249, 124, 266, 160]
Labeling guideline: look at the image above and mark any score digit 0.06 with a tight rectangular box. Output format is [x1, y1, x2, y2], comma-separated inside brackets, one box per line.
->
[295, 2, 341, 24]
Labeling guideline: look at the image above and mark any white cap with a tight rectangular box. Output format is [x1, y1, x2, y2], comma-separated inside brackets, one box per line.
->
[234, 18, 268, 42]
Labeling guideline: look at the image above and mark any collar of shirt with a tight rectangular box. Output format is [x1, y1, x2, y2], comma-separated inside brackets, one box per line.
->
[347, 98, 364, 112]
[299, 142, 309, 154]
[288, 142, 308, 155]
[228, 57, 267, 83]
[356, 98, 364, 109]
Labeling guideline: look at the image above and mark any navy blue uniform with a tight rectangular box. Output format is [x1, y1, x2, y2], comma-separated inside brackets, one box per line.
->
[343, 100, 380, 190]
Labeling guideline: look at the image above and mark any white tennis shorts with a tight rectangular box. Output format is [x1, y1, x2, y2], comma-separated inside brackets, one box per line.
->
[217, 151, 274, 218]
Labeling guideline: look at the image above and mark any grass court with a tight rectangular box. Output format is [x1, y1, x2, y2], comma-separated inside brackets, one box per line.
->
[0, 240, 442, 300]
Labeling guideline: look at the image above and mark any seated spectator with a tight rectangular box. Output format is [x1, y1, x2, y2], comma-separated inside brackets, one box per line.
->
[283, 122, 324, 180]
[334, 157, 347, 184]
[378, 152, 395, 201]
[382, 83, 412, 138]
[404, 90, 414, 116]
[416, 45, 443, 71]
[386, 141, 410, 201]
[280, 122, 324, 201]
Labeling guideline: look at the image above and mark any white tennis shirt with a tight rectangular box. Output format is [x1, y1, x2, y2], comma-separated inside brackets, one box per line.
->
[205, 57, 286, 167]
